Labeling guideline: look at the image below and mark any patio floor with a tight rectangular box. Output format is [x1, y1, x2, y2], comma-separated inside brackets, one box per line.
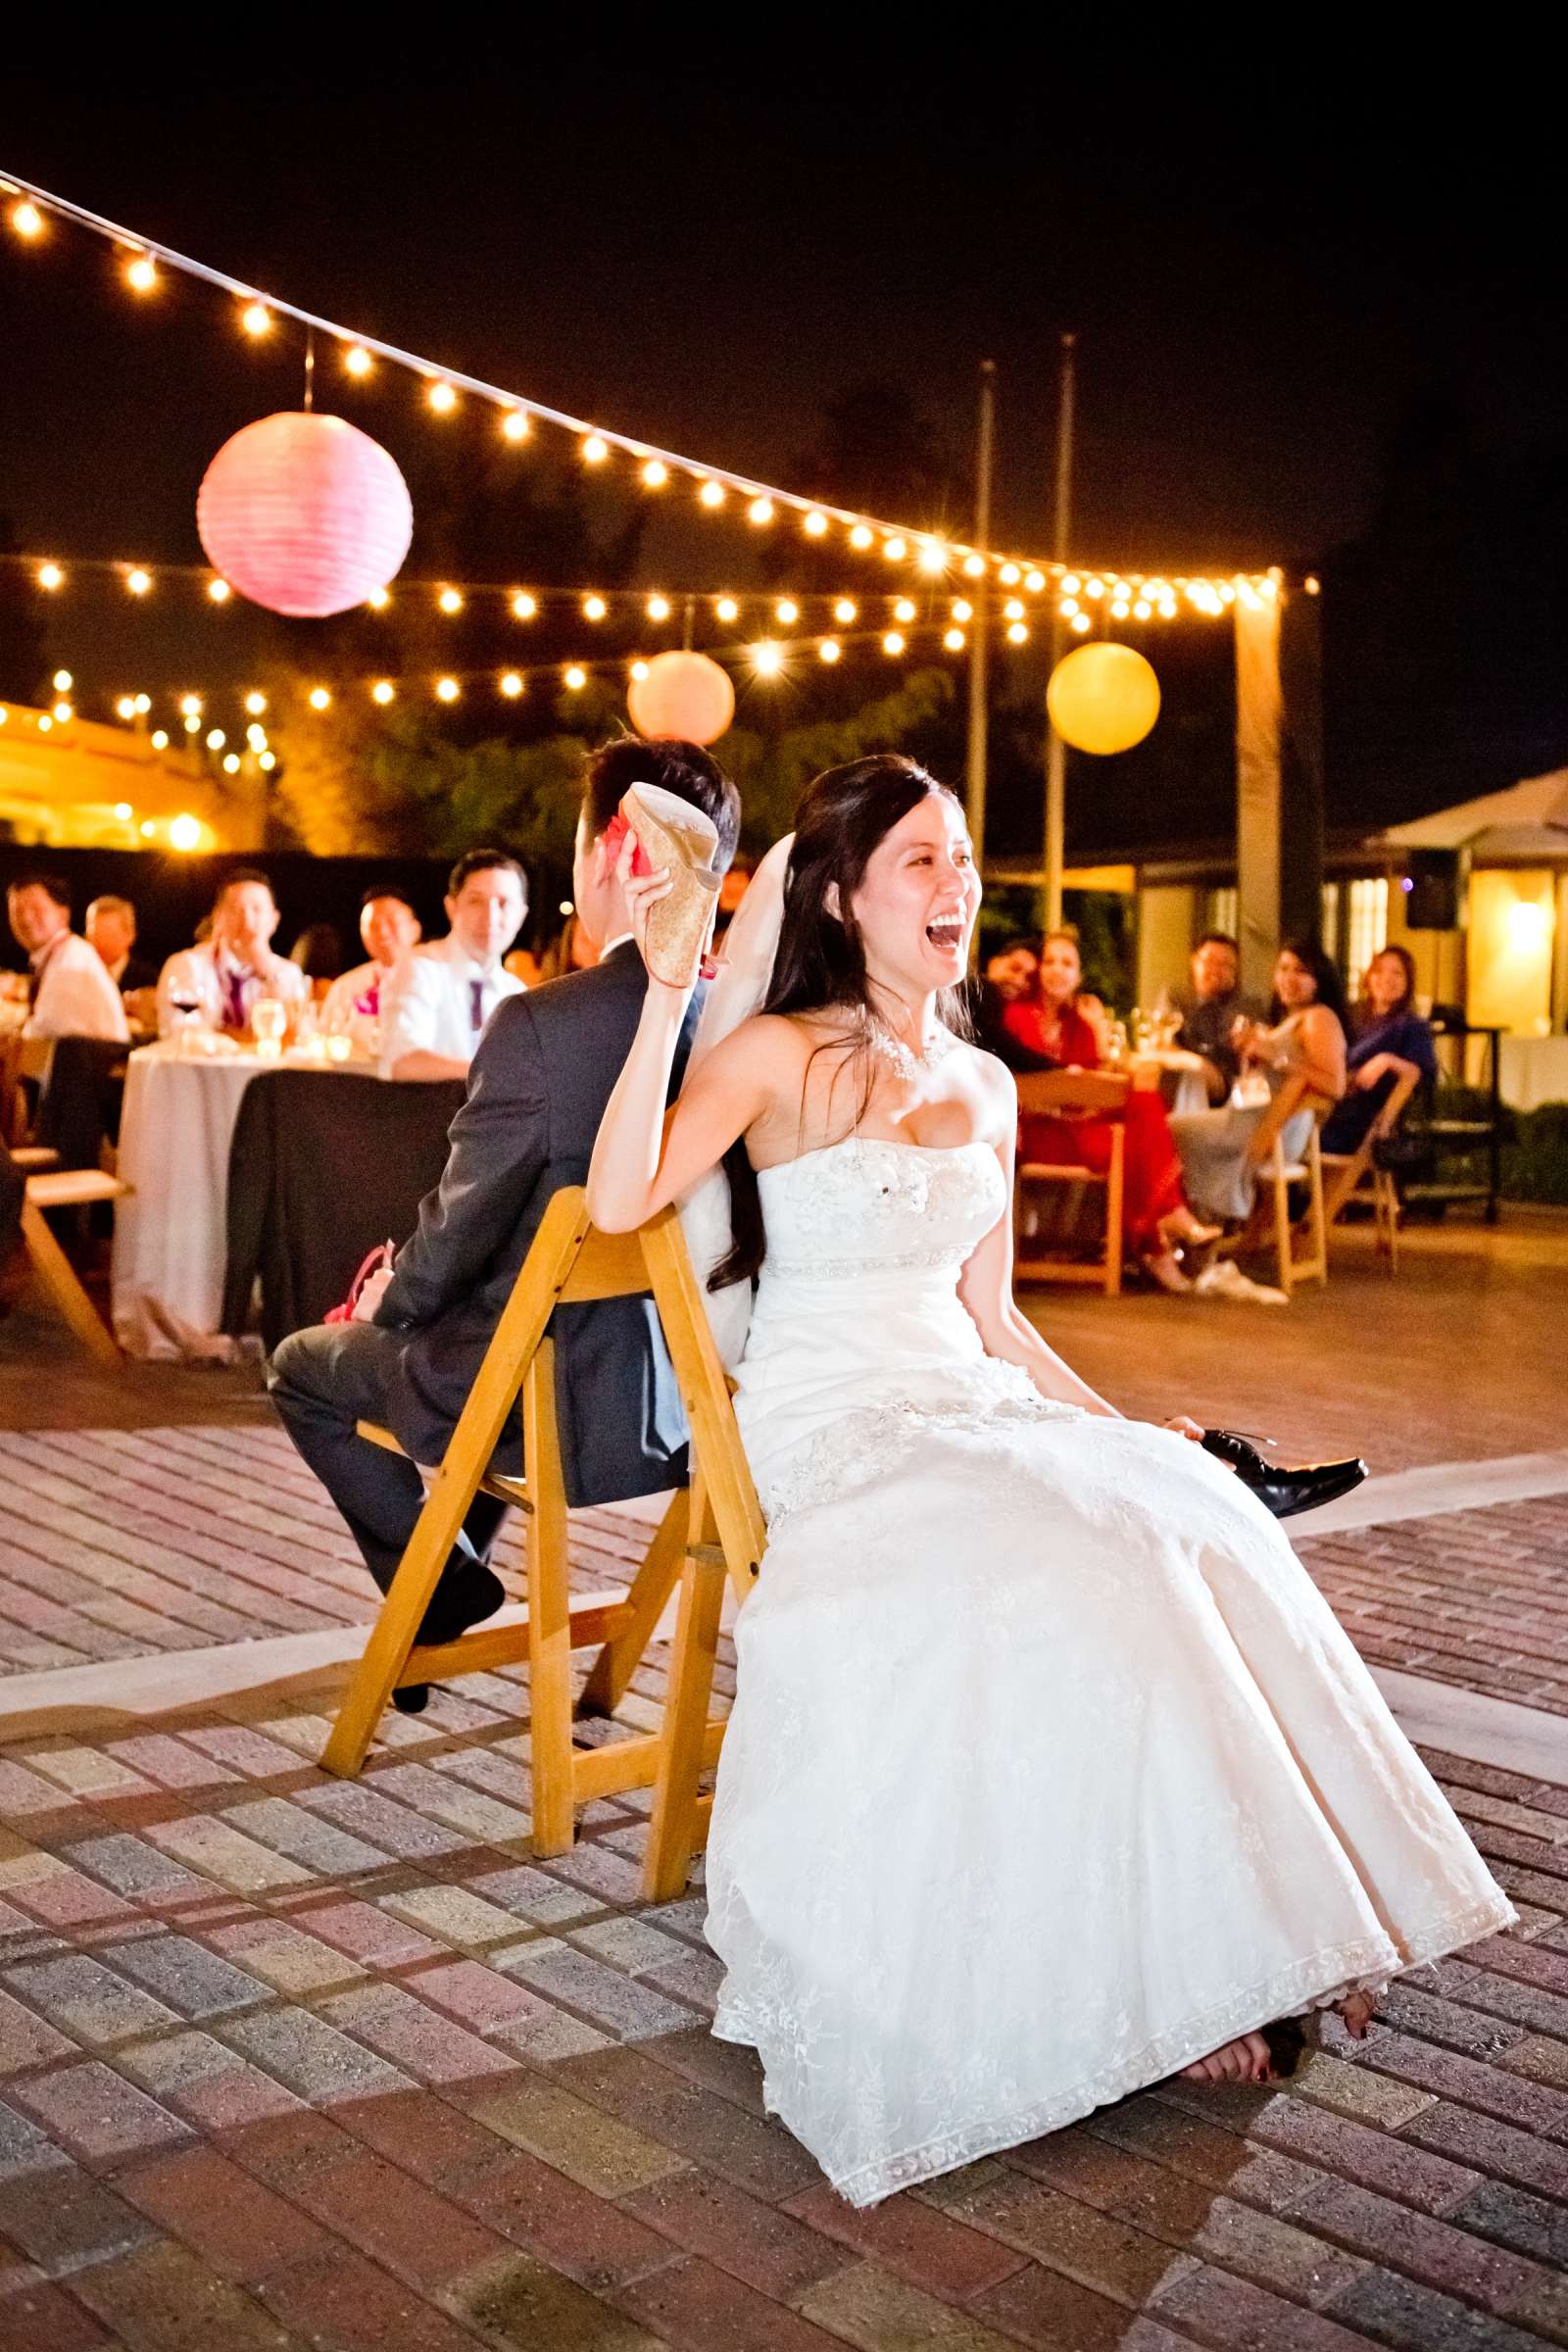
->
[1, 1209, 1565, 2349]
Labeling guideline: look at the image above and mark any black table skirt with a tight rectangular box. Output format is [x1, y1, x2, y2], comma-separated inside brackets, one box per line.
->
[222, 1069, 465, 1352]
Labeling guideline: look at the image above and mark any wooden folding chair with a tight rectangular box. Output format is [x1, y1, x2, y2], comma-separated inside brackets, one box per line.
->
[15, 1166, 128, 1369]
[1011, 1068, 1130, 1297]
[320, 1190, 766, 1891]
[1321, 1067, 1420, 1272]
[1235, 1071, 1333, 1296]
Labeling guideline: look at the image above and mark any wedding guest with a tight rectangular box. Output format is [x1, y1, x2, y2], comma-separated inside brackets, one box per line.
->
[1008, 928, 1219, 1291]
[156, 870, 310, 1037]
[268, 737, 740, 1698]
[970, 939, 1048, 1070]
[1169, 938, 1348, 1224]
[1321, 944, 1437, 1154]
[7, 876, 128, 1043]
[1158, 932, 1265, 1102]
[378, 850, 527, 1081]
[85, 895, 157, 994]
[320, 889, 422, 1050]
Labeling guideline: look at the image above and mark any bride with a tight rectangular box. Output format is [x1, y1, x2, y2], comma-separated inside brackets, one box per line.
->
[586, 753, 1512, 2210]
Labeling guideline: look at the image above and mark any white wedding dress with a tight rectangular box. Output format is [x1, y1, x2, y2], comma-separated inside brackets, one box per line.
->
[703, 1133, 1514, 2208]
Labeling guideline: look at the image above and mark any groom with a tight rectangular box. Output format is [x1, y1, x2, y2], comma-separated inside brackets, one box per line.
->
[269, 737, 742, 1671]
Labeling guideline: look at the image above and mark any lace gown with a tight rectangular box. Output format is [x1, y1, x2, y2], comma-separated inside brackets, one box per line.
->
[706, 1135, 1513, 2208]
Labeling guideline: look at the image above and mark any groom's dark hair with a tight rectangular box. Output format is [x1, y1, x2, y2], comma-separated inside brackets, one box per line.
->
[582, 736, 741, 871]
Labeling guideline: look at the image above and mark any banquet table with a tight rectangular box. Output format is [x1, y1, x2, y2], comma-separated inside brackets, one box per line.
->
[1131, 1047, 1211, 1116]
[112, 1041, 384, 1361]
[1498, 1033, 1568, 1111]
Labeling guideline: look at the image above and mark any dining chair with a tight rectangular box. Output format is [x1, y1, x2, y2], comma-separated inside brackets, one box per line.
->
[1011, 1068, 1131, 1298]
[15, 1164, 128, 1368]
[319, 1188, 766, 1901]
[1321, 1066, 1421, 1272]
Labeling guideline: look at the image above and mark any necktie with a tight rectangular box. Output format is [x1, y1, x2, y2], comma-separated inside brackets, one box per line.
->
[469, 978, 485, 1034]
[223, 964, 249, 1030]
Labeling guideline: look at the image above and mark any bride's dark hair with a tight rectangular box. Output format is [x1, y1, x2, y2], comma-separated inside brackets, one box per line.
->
[710, 752, 970, 1292]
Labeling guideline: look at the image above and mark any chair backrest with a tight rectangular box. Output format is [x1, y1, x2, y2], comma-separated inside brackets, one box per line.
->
[1244, 1068, 1335, 1168]
[1015, 1068, 1132, 1120]
[1371, 1065, 1421, 1142]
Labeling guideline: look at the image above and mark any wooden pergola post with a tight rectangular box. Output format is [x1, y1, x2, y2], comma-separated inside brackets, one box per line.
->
[1235, 580, 1325, 997]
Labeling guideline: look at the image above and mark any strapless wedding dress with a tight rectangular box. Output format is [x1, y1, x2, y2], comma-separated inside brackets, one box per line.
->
[706, 1135, 1513, 2207]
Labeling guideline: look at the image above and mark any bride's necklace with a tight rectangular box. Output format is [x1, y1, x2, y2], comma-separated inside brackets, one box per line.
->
[857, 1010, 957, 1083]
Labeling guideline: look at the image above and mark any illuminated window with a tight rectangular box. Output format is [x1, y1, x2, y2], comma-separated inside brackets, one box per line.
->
[1345, 876, 1390, 993]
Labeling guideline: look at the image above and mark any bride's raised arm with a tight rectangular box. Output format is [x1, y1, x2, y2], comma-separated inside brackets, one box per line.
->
[587, 844, 780, 1234]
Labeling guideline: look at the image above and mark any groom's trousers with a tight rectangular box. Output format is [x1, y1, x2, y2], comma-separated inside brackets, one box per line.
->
[268, 1320, 508, 1601]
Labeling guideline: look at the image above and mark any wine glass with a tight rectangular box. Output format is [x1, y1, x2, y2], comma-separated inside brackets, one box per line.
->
[252, 997, 286, 1058]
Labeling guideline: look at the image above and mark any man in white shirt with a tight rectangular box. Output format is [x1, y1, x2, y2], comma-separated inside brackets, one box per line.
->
[378, 850, 527, 1080]
[157, 869, 310, 1038]
[320, 887, 422, 1052]
[7, 876, 129, 1043]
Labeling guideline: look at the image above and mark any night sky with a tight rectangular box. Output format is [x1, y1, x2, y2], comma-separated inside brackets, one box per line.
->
[2, 51, 1564, 834]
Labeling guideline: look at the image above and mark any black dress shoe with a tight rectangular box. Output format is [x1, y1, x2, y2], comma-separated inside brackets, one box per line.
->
[1200, 1428, 1368, 1521]
[391, 1564, 507, 1715]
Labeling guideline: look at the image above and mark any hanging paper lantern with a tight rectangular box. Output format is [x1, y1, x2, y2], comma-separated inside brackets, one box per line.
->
[627, 650, 735, 746]
[196, 413, 413, 618]
[1046, 642, 1161, 756]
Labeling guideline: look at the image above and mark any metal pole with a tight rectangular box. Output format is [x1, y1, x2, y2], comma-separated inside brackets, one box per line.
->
[1043, 332, 1076, 928]
[965, 361, 997, 861]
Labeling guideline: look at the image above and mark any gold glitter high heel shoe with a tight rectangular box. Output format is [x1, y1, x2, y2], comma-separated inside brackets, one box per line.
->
[621, 781, 724, 987]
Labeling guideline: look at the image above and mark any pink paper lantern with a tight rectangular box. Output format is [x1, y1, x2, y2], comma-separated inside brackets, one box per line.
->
[626, 650, 735, 746]
[196, 412, 414, 618]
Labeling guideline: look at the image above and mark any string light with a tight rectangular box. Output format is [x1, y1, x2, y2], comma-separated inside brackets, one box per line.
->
[259, 750, 275, 770]
[752, 641, 784, 677]
[962, 555, 986, 578]
[882, 630, 905, 656]
[116, 695, 136, 720]
[1025, 569, 1046, 594]
[52, 668, 72, 692]
[944, 627, 966, 652]
[775, 599, 800, 625]
[1006, 620, 1028, 644]
[882, 537, 906, 563]
[152, 731, 170, 748]
[246, 723, 267, 749]
[179, 695, 202, 716]
[818, 638, 841, 662]
[698, 479, 725, 508]
[183, 712, 200, 732]
[918, 543, 947, 575]
[1071, 612, 1092, 634]
[9, 200, 44, 240]
[172, 812, 204, 846]
[999, 564, 1021, 586]
[748, 498, 773, 526]
[833, 598, 858, 624]
[641, 459, 668, 489]
[124, 252, 158, 294]
[52, 700, 73, 722]
[849, 524, 874, 551]
[564, 665, 587, 690]
[629, 659, 650, 681]
[124, 567, 152, 596]
[646, 594, 671, 622]
[1061, 574, 1082, 597]
[1133, 599, 1152, 620]
[952, 599, 972, 622]
[500, 672, 524, 697]
[240, 301, 271, 337]
[427, 379, 458, 414]
[714, 596, 740, 623]
[437, 586, 464, 614]
[367, 585, 390, 610]
[1004, 599, 1025, 620]
[308, 686, 331, 710]
[501, 407, 529, 441]
[221, 755, 240, 775]
[581, 433, 609, 465]
[134, 692, 150, 712]
[804, 511, 828, 537]
[207, 578, 230, 603]
[205, 728, 225, 750]
[343, 343, 373, 377]
[893, 598, 916, 623]
[36, 563, 63, 590]
[435, 676, 461, 702]
[511, 591, 537, 619]
[244, 691, 267, 715]
[582, 595, 607, 621]
[371, 680, 395, 704]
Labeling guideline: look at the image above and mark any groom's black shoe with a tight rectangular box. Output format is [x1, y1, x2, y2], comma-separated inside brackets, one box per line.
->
[391, 1563, 507, 1715]
[1200, 1428, 1368, 1521]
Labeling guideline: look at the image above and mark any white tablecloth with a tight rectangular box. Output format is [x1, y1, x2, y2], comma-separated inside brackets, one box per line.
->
[111, 1044, 373, 1361]
[1499, 1035, 1568, 1111]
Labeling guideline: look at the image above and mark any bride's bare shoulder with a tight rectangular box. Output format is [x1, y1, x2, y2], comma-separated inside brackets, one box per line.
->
[701, 1012, 818, 1076]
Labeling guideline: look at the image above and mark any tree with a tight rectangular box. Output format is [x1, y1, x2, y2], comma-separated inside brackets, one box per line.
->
[0, 516, 47, 706]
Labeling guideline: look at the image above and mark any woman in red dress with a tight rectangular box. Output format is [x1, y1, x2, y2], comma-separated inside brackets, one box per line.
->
[1005, 930, 1219, 1293]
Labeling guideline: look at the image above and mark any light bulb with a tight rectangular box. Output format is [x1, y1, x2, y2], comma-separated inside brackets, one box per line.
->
[438, 587, 464, 614]
[308, 687, 331, 711]
[582, 595, 607, 621]
[151, 731, 169, 750]
[241, 301, 271, 337]
[894, 598, 916, 624]
[344, 344, 373, 377]
[804, 510, 828, 537]
[171, 813, 203, 849]
[115, 803, 133, 819]
[371, 680, 395, 705]
[435, 676, 461, 702]
[222, 754, 241, 774]
[882, 631, 905, 656]
[183, 713, 200, 732]
[752, 641, 784, 676]
[179, 696, 202, 716]
[1133, 600, 1152, 620]
[116, 696, 136, 721]
[1304, 574, 1321, 595]
[818, 638, 842, 662]
[511, 592, 537, 620]
[833, 598, 858, 625]
[698, 478, 725, 507]
[244, 691, 267, 715]
[849, 524, 874, 551]
[999, 564, 1021, 586]
[944, 627, 966, 652]
[1058, 598, 1079, 619]
[38, 716, 52, 732]
[125, 567, 152, 596]
[125, 252, 159, 294]
[247, 724, 267, 750]
[205, 728, 225, 750]
[259, 750, 276, 770]
[1085, 577, 1105, 599]
[367, 586, 390, 610]
[1111, 601, 1131, 620]
[500, 672, 523, 698]
[952, 599, 972, 622]
[882, 537, 906, 563]
[641, 459, 668, 489]
[1004, 599, 1025, 620]
[1025, 570, 1046, 594]
[133, 693, 151, 713]
[918, 543, 947, 575]
[36, 563, 64, 590]
[581, 433, 609, 465]
[647, 594, 671, 622]
[1061, 574, 1082, 597]
[629, 660, 650, 680]
[52, 701, 73, 722]
[52, 668, 72, 692]
[748, 497, 774, 526]
[775, 599, 800, 625]
[715, 596, 740, 623]
[208, 578, 230, 603]
[1006, 621, 1028, 645]
[10, 201, 44, 239]
[427, 379, 458, 414]
[961, 554, 985, 578]
[1071, 612, 1092, 634]
[564, 665, 587, 690]
[501, 407, 530, 440]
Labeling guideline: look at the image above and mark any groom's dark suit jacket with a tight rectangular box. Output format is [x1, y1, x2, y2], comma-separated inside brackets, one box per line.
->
[372, 939, 701, 1505]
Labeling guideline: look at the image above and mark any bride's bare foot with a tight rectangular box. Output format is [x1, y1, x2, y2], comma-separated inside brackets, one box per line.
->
[1179, 2030, 1274, 2084]
[1337, 1989, 1378, 2039]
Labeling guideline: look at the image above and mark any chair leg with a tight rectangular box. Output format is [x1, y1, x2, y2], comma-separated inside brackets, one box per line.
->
[576, 1488, 690, 1719]
[522, 1342, 577, 1857]
[1103, 1135, 1124, 1297]
[643, 1482, 725, 1904]
[19, 1200, 122, 1370]
[1304, 1138, 1328, 1286]
[1271, 1161, 1295, 1296]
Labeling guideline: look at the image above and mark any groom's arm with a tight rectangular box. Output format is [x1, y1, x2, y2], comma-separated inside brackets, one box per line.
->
[374, 995, 548, 1330]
